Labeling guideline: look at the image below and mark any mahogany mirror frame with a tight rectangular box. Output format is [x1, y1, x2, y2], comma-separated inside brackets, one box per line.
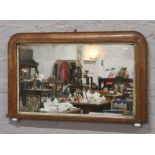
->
[7, 31, 147, 126]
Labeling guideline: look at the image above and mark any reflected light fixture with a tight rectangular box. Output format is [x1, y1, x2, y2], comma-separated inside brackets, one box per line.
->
[88, 48, 99, 60]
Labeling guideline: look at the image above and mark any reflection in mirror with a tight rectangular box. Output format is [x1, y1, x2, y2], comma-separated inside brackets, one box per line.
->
[17, 43, 135, 117]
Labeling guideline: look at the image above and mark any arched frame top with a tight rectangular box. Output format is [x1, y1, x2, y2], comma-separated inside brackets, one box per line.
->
[7, 31, 147, 124]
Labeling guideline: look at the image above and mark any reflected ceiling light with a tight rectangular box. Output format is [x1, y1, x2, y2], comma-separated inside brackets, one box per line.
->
[88, 48, 100, 60]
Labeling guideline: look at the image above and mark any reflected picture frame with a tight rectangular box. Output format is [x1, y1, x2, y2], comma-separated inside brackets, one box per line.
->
[7, 31, 147, 125]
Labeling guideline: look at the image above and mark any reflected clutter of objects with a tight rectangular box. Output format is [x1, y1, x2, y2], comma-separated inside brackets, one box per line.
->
[18, 43, 135, 116]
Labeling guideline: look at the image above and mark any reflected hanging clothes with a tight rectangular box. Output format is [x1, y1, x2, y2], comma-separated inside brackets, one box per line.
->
[52, 60, 73, 84]
[57, 60, 62, 80]
[52, 62, 58, 80]
[62, 62, 67, 81]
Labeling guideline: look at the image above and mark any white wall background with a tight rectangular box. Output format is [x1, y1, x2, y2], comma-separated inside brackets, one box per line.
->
[0, 20, 154, 133]
[20, 43, 134, 83]
[21, 44, 77, 78]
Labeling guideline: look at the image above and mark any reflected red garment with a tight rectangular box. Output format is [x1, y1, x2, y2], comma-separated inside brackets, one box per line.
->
[62, 63, 67, 81]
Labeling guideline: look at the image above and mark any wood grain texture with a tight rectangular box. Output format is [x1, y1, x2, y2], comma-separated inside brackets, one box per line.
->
[7, 31, 147, 124]
[0, 21, 154, 133]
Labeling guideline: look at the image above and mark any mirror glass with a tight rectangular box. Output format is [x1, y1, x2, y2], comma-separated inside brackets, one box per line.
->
[17, 43, 135, 117]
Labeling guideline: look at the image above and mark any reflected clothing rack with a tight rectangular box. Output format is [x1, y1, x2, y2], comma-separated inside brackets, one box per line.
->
[52, 60, 76, 84]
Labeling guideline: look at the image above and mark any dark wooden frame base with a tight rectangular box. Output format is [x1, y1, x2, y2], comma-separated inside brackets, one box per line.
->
[7, 31, 147, 124]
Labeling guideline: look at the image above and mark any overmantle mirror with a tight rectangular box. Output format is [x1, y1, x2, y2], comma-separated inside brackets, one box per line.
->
[7, 32, 147, 126]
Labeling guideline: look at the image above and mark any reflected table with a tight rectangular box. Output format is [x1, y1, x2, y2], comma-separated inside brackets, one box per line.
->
[70, 100, 111, 114]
